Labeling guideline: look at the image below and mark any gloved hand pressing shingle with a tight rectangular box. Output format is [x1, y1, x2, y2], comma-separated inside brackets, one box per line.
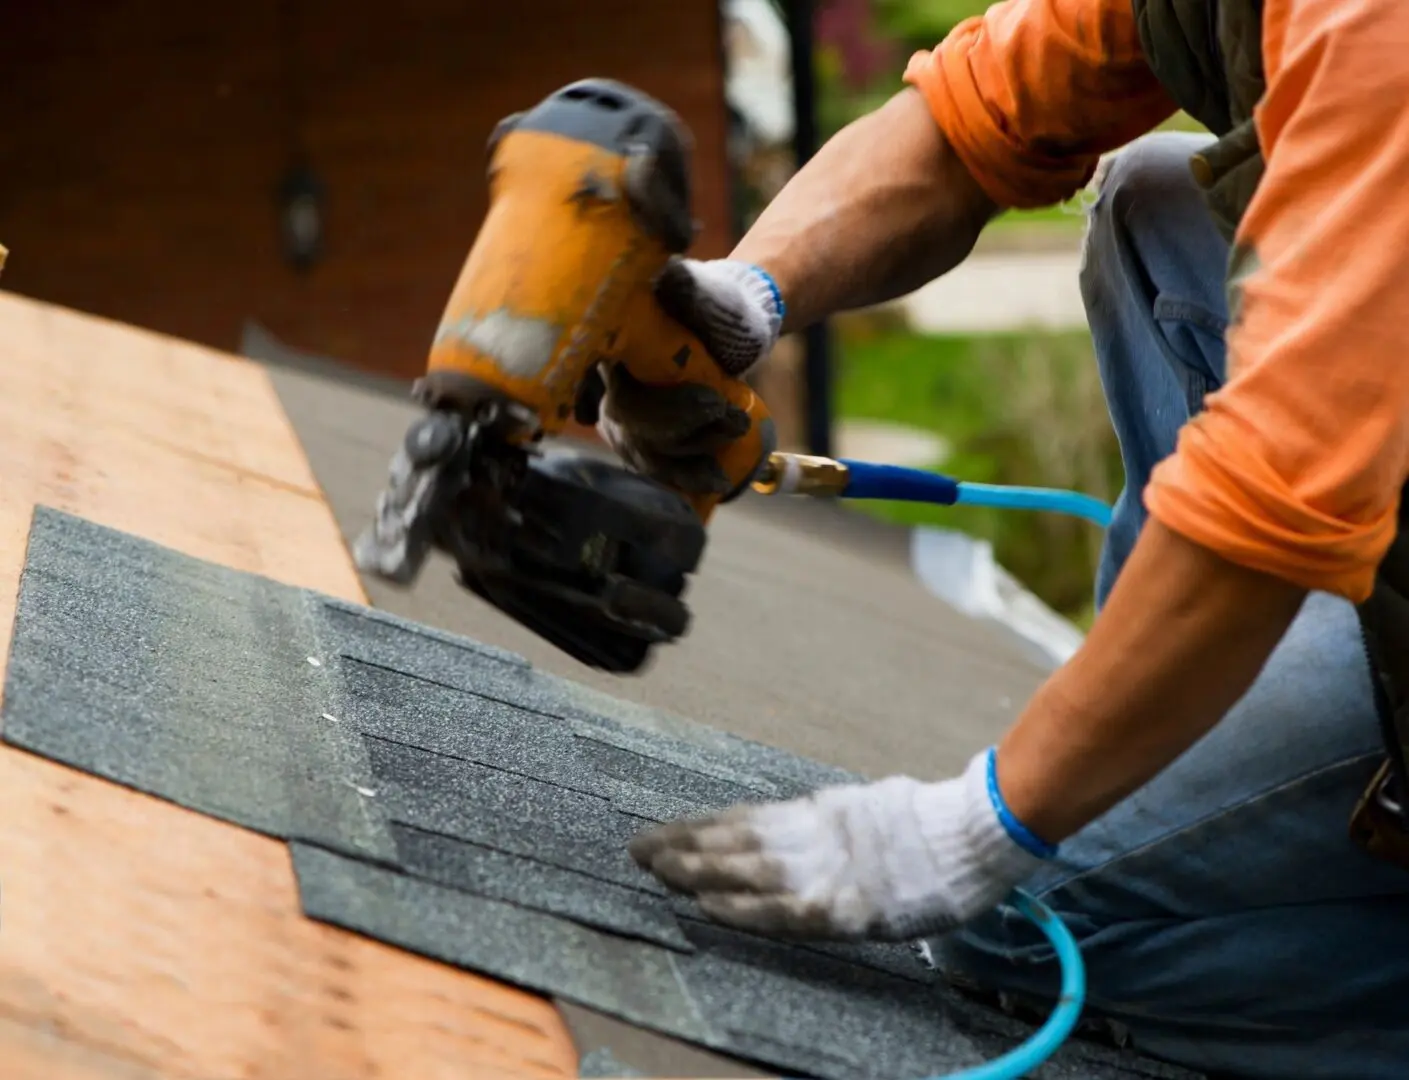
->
[627, 747, 1052, 942]
[592, 257, 785, 495]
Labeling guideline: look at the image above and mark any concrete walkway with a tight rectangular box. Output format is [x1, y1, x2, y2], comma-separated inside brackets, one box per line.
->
[833, 418, 948, 468]
[900, 248, 1087, 334]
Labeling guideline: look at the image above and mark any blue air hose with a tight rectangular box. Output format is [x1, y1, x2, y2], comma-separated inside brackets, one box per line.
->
[840, 459, 1099, 1076]
[837, 459, 1114, 529]
[935, 888, 1087, 1080]
[753, 453, 1107, 1078]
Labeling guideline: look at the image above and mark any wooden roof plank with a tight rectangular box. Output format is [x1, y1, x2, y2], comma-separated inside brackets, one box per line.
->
[0, 289, 578, 1080]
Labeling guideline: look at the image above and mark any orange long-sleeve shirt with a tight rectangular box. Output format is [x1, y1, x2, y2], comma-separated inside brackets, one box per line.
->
[905, 0, 1409, 603]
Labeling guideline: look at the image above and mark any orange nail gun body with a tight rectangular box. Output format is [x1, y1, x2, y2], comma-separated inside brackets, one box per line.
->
[355, 79, 774, 672]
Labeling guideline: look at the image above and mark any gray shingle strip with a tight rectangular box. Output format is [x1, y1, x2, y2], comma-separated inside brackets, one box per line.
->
[339, 654, 777, 822]
[4, 509, 1205, 1080]
[365, 733, 666, 895]
[319, 592, 857, 799]
[292, 843, 723, 1047]
[562, 1004, 772, 1080]
[674, 919, 1182, 1080]
[658, 895, 949, 991]
[320, 594, 531, 671]
[391, 824, 695, 952]
[574, 734, 777, 811]
[320, 596, 593, 722]
[673, 918, 994, 1076]
[2, 507, 395, 864]
[292, 841, 976, 1078]
[554, 695, 863, 803]
[566, 720, 792, 806]
[294, 843, 1188, 1080]
[341, 659, 613, 801]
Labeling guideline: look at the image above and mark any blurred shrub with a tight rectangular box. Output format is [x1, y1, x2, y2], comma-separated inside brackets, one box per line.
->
[832, 315, 1123, 624]
[871, 0, 990, 49]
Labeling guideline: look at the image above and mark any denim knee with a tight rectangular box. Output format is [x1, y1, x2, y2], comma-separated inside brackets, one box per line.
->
[1079, 131, 1217, 306]
[1079, 131, 1231, 601]
[1079, 130, 1231, 435]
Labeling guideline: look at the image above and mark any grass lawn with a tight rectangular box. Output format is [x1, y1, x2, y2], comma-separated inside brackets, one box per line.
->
[831, 320, 1122, 626]
[991, 199, 1088, 233]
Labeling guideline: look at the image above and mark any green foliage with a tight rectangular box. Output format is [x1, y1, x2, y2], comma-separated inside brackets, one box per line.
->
[832, 317, 1124, 621]
[812, 0, 993, 139]
[813, 43, 897, 138]
[871, 0, 991, 49]
[1158, 110, 1210, 133]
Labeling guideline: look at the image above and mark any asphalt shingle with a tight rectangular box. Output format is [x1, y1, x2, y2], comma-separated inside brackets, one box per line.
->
[390, 823, 695, 951]
[2, 508, 1203, 1080]
[2, 506, 394, 864]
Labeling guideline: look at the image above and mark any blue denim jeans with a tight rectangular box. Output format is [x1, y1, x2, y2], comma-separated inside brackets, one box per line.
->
[939, 133, 1409, 1079]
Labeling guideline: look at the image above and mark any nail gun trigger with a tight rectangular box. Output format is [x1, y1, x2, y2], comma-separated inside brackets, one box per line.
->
[573, 364, 607, 426]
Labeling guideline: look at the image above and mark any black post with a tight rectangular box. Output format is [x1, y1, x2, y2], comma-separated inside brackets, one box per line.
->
[784, 0, 833, 458]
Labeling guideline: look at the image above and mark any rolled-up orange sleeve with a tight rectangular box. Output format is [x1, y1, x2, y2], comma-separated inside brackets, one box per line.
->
[1144, 0, 1409, 603]
[903, 0, 1177, 209]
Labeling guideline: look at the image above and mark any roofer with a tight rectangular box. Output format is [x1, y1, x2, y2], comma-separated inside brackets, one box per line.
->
[610, 0, 1409, 1076]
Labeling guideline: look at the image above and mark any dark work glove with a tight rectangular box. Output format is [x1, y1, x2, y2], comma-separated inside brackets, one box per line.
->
[588, 257, 785, 494]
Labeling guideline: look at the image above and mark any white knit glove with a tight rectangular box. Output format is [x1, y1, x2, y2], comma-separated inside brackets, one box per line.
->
[594, 258, 785, 494]
[650, 257, 785, 376]
[628, 747, 1051, 942]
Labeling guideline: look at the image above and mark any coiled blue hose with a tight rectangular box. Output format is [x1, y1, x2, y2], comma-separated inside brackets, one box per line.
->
[772, 888, 1084, 1080]
[836, 459, 1114, 529]
[785, 457, 1105, 1077]
[936, 888, 1087, 1080]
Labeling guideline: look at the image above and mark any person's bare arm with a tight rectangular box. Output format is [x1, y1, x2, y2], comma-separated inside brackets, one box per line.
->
[730, 88, 997, 333]
[998, 519, 1307, 841]
[1000, 0, 1409, 841]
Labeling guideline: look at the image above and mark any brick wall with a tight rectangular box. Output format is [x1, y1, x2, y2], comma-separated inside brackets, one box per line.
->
[0, 0, 733, 381]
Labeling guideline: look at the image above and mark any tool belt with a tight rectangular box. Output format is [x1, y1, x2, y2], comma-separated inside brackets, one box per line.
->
[1351, 761, 1409, 869]
[1349, 508, 1409, 872]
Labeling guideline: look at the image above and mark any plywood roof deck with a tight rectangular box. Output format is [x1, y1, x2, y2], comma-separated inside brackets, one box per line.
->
[0, 289, 579, 1080]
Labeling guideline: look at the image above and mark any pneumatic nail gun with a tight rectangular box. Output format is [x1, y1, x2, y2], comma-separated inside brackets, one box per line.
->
[353, 79, 775, 673]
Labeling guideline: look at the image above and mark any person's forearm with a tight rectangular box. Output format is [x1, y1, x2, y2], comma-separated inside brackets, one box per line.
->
[730, 89, 997, 333]
[996, 519, 1308, 843]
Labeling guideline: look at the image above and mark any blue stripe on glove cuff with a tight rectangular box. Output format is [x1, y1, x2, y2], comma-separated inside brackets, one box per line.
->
[984, 746, 1058, 859]
[745, 263, 786, 323]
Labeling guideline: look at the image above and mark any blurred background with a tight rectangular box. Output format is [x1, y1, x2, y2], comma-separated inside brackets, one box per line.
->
[728, 0, 1208, 630]
[0, 0, 1205, 630]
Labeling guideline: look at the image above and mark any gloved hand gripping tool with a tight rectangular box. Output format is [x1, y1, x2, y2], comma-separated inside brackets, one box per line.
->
[354, 79, 775, 673]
